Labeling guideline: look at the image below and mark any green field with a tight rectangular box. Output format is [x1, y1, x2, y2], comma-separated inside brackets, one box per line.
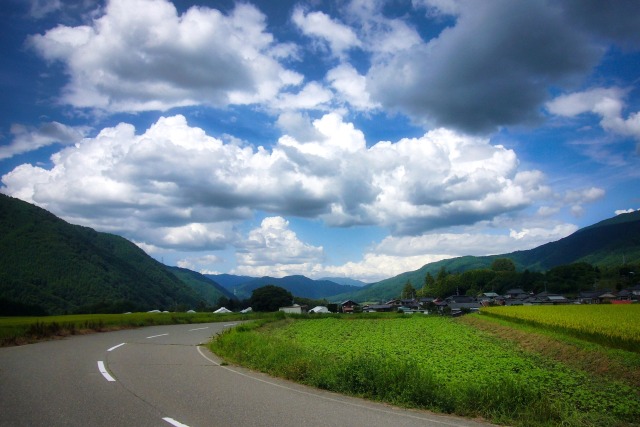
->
[211, 312, 640, 427]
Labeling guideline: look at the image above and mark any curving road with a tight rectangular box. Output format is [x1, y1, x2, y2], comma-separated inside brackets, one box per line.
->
[0, 322, 490, 426]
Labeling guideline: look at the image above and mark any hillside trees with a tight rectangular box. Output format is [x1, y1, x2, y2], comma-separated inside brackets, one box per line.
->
[249, 285, 293, 312]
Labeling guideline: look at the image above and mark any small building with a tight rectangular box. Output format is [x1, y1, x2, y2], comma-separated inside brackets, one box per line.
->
[309, 305, 330, 314]
[279, 304, 308, 314]
[504, 288, 528, 299]
[214, 307, 232, 314]
[340, 300, 360, 313]
[362, 304, 394, 313]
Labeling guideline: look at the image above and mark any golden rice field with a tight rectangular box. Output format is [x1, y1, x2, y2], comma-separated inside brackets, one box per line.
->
[480, 304, 640, 352]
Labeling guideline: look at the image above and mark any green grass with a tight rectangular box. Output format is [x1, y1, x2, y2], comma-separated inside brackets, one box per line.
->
[0, 311, 270, 346]
[211, 315, 640, 427]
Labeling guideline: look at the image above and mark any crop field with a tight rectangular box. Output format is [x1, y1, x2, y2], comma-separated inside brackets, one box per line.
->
[480, 304, 640, 351]
[211, 315, 640, 426]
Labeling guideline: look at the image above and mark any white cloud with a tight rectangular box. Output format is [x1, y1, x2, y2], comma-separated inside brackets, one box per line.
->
[0, 122, 87, 160]
[327, 63, 378, 110]
[28, 0, 301, 112]
[320, 253, 443, 283]
[547, 87, 640, 140]
[271, 82, 333, 111]
[2, 113, 548, 251]
[232, 216, 324, 277]
[292, 7, 361, 58]
[615, 208, 638, 215]
[176, 254, 224, 272]
[563, 187, 605, 204]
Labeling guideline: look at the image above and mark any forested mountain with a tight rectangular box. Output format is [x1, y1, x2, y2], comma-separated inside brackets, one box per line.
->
[206, 273, 256, 291]
[207, 274, 360, 300]
[332, 211, 640, 302]
[0, 194, 211, 314]
[319, 277, 368, 287]
[165, 267, 234, 306]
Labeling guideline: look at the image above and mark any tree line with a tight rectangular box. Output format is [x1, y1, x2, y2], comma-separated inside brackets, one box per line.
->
[400, 258, 639, 299]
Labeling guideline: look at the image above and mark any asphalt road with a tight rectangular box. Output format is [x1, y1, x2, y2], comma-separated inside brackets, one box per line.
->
[0, 322, 491, 427]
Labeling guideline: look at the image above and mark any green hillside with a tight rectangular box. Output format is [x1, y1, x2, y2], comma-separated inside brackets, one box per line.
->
[166, 266, 234, 305]
[0, 194, 206, 314]
[334, 211, 640, 302]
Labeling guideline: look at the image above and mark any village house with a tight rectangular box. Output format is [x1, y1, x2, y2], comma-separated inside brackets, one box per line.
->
[279, 304, 308, 314]
[340, 300, 359, 313]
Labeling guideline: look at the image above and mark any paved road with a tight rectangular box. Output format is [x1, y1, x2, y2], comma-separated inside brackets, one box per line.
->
[0, 322, 491, 427]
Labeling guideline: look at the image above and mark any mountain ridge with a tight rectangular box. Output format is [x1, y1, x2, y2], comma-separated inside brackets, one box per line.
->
[331, 210, 640, 302]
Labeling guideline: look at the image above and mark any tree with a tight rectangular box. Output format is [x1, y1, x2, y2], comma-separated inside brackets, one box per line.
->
[249, 285, 293, 312]
[401, 280, 415, 299]
[491, 258, 516, 272]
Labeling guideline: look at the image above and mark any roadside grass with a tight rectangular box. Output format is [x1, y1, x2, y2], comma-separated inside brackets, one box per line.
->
[0, 311, 270, 346]
[210, 315, 640, 427]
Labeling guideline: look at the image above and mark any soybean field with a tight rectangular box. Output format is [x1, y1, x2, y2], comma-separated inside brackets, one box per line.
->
[212, 313, 640, 427]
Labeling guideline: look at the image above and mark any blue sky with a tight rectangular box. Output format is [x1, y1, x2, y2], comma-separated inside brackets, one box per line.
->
[1, 0, 639, 282]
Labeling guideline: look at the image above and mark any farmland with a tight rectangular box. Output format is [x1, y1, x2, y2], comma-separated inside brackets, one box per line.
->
[480, 304, 640, 351]
[211, 311, 640, 427]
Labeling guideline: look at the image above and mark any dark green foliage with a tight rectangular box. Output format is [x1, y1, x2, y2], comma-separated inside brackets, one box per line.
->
[491, 258, 516, 272]
[249, 285, 293, 312]
[0, 194, 202, 314]
[0, 297, 48, 316]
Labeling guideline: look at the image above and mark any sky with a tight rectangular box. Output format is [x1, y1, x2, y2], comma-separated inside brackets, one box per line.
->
[1, 0, 639, 283]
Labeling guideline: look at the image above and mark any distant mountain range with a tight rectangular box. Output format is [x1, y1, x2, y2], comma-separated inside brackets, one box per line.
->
[1, 193, 638, 313]
[206, 274, 361, 300]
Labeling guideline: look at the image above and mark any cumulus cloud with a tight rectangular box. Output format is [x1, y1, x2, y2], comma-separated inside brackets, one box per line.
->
[28, 0, 301, 112]
[320, 253, 443, 283]
[547, 87, 640, 141]
[292, 7, 361, 58]
[233, 217, 324, 277]
[2, 113, 546, 249]
[366, 0, 601, 133]
[327, 63, 378, 111]
[0, 122, 86, 160]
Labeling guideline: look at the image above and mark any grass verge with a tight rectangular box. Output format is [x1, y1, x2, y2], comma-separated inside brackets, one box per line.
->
[0, 311, 272, 346]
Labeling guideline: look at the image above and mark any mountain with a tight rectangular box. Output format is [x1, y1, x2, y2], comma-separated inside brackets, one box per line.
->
[165, 267, 235, 304]
[0, 194, 211, 314]
[206, 274, 360, 300]
[333, 210, 640, 302]
[319, 277, 368, 287]
[206, 273, 256, 291]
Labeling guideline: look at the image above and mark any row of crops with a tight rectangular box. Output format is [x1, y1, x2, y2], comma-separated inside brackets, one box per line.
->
[480, 304, 640, 352]
[211, 313, 640, 426]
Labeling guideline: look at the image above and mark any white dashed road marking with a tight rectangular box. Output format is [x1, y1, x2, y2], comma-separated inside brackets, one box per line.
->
[163, 417, 190, 427]
[97, 361, 115, 382]
[146, 333, 169, 339]
[107, 343, 126, 352]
